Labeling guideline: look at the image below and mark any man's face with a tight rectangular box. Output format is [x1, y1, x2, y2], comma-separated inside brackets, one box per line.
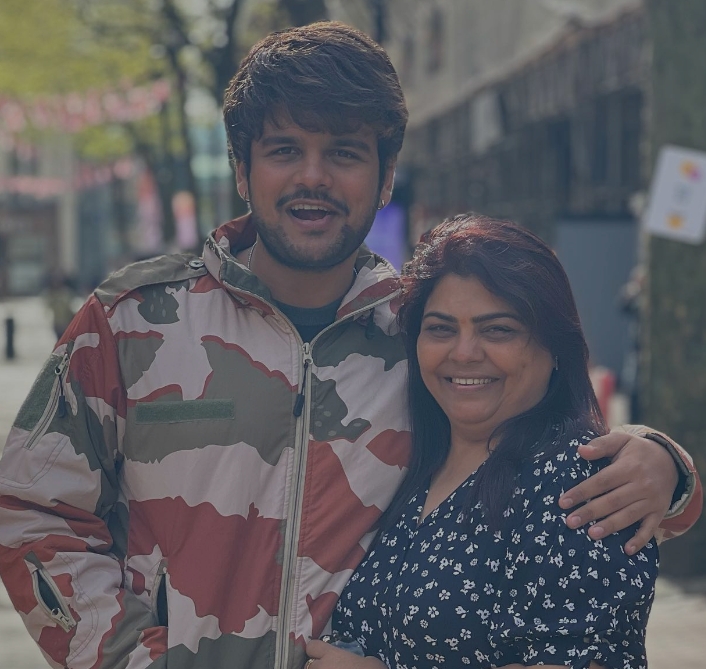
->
[236, 117, 394, 270]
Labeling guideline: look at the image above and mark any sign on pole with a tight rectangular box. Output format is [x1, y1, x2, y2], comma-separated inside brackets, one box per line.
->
[644, 145, 706, 245]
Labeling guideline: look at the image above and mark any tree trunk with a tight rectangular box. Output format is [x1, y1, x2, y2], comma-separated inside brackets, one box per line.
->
[279, 0, 327, 27]
[644, 0, 706, 576]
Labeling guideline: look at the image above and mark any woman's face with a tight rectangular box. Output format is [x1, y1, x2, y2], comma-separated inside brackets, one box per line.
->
[417, 274, 554, 445]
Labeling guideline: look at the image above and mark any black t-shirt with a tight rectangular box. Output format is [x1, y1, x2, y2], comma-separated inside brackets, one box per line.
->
[274, 297, 342, 343]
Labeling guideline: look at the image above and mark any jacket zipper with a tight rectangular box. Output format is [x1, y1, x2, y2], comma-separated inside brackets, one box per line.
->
[274, 341, 313, 668]
[273, 294, 397, 668]
[30, 564, 77, 632]
[23, 352, 70, 451]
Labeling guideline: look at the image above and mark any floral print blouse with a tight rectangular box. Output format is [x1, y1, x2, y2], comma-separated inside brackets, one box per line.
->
[334, 430, 658, 668]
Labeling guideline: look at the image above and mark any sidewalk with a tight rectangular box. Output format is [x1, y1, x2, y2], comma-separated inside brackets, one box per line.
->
[0, 298, 57, 448]
[0, 297, 59, 669]
[0, 297, 705, 668]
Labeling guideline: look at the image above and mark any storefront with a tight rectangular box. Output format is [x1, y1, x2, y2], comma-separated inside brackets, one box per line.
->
[0, 203, 58, 297]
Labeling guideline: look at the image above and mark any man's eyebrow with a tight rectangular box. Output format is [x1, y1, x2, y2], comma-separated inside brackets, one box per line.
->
[331, 137, 373, 154]
[259, 135, 299, 147]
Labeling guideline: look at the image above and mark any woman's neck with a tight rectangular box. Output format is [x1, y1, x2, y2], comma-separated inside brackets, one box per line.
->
[420, 435, 490, 523]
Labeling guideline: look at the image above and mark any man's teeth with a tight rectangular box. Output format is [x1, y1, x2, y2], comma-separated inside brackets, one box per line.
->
[450, 378, 493, 385]
[291, 204, 331, 212]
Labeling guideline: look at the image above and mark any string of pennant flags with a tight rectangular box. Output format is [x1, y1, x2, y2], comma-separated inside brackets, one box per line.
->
[0, 78, 171, 137]
[0, 79, 170, 198]
[0, 157, 137, 199]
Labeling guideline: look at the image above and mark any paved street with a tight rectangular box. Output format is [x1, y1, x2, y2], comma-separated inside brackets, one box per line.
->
[0, 297, 705, 668]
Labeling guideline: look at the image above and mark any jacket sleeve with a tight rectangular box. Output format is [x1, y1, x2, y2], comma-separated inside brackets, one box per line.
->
[0, 296, 166, 669]
[611, 424, 703, 541]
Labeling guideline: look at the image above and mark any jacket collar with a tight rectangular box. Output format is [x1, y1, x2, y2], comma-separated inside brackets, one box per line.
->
[203, 214, 401, 318]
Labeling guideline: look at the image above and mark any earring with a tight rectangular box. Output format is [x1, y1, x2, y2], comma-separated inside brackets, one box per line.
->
[554, 356, 559, 371]
[377, 198, 386, 210]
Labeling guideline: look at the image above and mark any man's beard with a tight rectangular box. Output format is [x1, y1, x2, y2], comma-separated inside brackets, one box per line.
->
[249, 193, 380, 272]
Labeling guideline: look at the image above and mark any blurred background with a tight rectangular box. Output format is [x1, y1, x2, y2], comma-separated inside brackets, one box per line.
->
[0, 0, 705, 666]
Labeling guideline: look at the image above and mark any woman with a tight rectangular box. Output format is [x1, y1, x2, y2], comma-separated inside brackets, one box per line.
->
[307, 214, 657, 669]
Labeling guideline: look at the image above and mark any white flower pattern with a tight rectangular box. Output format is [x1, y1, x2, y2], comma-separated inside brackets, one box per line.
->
[333, 430, 657, 668]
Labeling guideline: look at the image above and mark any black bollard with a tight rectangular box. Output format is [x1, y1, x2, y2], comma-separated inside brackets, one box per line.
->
[5, 317, 15, 360]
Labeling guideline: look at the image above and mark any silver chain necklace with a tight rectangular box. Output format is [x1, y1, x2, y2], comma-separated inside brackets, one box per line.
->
[247, 240, 257, 270]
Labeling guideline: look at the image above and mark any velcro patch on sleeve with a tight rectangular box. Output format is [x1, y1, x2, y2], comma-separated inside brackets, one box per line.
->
[135, 399, 235, 424]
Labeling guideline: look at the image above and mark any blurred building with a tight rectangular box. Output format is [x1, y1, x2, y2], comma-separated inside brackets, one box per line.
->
[328, 0, 648, 378]
[0, 136, 77, 296]
[0, 137, 145, 297]
[0, 80, 176, 298]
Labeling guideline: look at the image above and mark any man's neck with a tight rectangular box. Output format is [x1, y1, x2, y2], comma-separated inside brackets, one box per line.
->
[235, 238, 359, 308]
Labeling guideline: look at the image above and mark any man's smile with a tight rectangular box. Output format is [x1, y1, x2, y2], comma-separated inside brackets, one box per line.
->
[277, 190, 350, 217]
[289, 203, 337, 221]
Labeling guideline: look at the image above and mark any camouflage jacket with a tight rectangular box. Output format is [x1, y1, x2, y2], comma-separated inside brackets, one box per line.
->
[0, 216, 410, 669]
[0, 217, 701, 669]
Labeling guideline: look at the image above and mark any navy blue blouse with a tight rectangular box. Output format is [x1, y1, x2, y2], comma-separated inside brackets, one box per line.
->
[334, 430, 658, 668]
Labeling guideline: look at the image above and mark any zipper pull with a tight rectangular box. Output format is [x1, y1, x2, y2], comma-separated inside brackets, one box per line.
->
[51, 607, 73, 629]
[55, 354, 69, 418]
[293, 343, 313, 417]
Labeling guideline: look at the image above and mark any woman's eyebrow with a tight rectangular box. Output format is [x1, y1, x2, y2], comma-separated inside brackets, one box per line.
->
[422, 311, 520, 323]
[422, 311, 456, 323]
[472, 312, 520, 324]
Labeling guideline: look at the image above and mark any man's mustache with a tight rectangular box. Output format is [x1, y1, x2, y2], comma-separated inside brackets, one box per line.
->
[276, 190, 350, 216]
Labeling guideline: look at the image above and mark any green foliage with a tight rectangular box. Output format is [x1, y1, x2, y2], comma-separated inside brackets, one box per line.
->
[0, 0, 158, 98]
[0, 0, 328, 236]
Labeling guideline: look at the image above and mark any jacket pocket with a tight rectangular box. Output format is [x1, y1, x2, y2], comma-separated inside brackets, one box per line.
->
[151, 558, 169, 627]
[25, 552, 77, 632]
[15, 351, 71, 450]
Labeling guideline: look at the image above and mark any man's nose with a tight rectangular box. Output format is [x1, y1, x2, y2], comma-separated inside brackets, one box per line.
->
[294, 155, 334, 190]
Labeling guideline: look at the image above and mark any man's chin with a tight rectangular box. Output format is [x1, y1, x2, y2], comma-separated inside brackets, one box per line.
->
[252, 211, 374, 271]
[259, 235, 360, 271]
[275, 251, 355, 272]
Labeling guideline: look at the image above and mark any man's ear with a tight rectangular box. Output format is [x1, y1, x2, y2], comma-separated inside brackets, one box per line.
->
[235, 161, 248, 201]
[381, 159, 397, 205]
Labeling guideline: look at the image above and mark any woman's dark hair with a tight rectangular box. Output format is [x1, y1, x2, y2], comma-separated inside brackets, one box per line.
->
[223, 21, 408, 183]
[380, 213, 606, 530]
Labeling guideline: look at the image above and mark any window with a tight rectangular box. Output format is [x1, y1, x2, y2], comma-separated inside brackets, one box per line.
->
[427, 7, 444, 73]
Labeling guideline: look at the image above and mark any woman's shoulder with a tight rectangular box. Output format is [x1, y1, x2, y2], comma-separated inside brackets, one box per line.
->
[506, 425, 607, 522]
[522, 424, 604, 491]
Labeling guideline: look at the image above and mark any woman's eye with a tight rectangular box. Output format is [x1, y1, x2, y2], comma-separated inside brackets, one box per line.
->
[425, 324, 454, 335]
[483, 325, 518, 339]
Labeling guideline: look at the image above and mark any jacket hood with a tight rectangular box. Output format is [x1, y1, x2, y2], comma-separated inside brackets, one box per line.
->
[203, 214, 402, 318]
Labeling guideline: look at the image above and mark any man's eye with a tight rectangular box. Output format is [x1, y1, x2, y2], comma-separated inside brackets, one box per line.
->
[271, 147, 295, 155]
[334, 149, 358, 159]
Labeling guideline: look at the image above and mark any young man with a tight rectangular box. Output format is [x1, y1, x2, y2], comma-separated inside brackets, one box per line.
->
[0, 22, 700, 669]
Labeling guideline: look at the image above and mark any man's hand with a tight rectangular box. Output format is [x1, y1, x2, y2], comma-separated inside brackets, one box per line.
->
[305, 640, 386, 668]
[558, 430, 677, 554]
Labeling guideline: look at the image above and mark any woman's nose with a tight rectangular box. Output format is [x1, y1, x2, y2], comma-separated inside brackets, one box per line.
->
[448, 335, 484, 363]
